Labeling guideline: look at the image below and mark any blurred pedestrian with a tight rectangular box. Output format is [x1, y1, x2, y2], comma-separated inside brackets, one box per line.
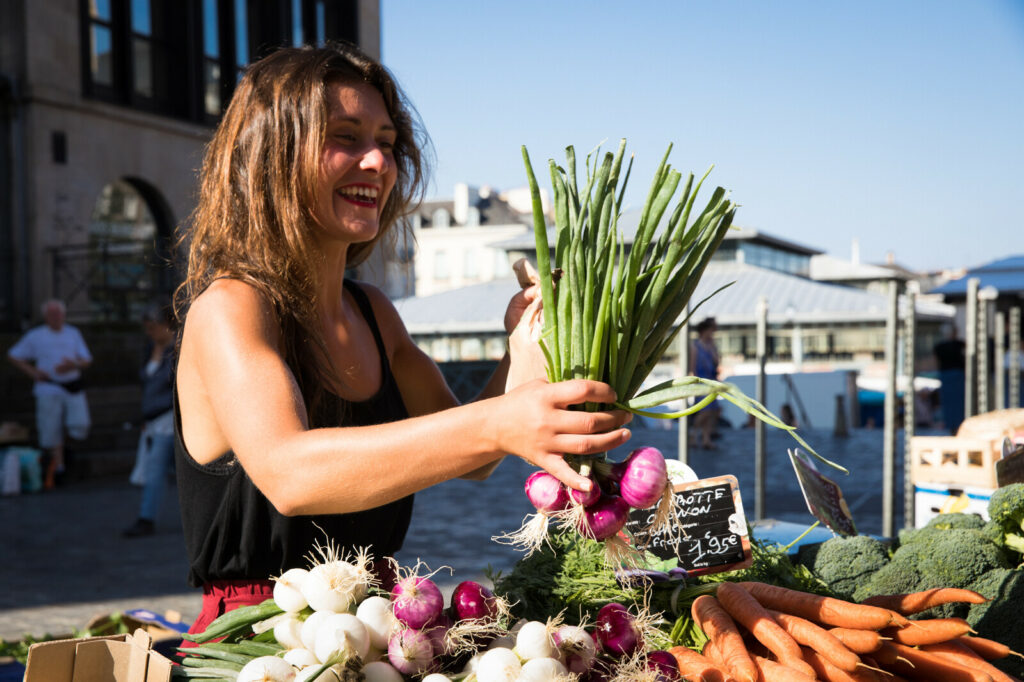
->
[123, 300, 177, 537]
[689, 317, 721, 449]
[6, 299, 92, 489]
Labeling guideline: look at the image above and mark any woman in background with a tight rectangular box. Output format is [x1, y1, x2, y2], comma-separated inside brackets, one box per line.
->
[123, 300, 177, 537]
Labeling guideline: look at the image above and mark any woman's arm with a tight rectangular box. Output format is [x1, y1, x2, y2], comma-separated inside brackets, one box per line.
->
[178, 280, 630, 517]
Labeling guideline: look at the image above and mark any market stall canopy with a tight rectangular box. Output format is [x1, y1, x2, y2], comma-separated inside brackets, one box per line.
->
[929, 255, 1024, 300]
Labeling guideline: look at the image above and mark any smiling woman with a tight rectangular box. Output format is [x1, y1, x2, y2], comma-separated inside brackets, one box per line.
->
[172, 41, 633, 645]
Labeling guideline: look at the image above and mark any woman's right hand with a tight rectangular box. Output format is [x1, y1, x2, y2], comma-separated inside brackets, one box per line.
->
[494, 378, 632, 491]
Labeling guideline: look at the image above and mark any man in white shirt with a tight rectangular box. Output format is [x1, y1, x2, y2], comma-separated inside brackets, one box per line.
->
[7, 299, 92, 488]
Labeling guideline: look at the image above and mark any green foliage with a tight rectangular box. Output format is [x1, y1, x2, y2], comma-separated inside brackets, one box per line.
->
[967, 568, 1024, 678]
[987, 483, 1024, 560]
[701, 534, 831, 596]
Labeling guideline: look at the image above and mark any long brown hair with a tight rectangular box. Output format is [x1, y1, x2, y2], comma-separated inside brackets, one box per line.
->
[177, 42, 429, 417]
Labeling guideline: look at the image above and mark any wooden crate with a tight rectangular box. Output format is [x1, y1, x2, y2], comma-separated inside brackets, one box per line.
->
[910, 435, 1001, 489]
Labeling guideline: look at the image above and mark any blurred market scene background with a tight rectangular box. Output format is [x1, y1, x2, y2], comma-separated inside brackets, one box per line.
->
[1, 0, 1023, 660]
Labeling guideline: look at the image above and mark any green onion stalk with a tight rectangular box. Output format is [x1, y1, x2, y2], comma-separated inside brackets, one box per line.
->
[520, 140, 846, 476]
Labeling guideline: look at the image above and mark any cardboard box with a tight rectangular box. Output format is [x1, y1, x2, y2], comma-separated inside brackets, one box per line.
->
[24, 629, 172, 682]
[914, 481, 994, 528]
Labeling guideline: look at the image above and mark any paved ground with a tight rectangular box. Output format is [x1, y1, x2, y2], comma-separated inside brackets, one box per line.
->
[1, 423, 924, 645]
[1, 469, 201, 642]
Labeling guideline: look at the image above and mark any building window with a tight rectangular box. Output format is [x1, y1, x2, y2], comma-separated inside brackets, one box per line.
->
[80, 0, 364, 126]
[434, 251, 449, 281]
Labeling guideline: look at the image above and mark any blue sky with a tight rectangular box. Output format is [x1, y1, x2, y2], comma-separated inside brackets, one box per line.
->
[381, 1, 1024, 273]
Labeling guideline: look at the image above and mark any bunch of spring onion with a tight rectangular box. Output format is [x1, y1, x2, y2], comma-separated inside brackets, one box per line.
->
[499, 140, 844, 559]
[173, 543, 509, 681]
[462, 606, 686, 682]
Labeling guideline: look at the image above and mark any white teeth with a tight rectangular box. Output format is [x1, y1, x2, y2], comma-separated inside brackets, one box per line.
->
[338, 186, 378, 200]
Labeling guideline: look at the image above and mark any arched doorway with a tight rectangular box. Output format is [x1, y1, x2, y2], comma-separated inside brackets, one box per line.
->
[53, 178, 176, 324]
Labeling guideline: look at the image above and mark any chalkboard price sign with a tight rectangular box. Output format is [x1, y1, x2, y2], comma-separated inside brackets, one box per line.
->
[624, 475, 752, 576]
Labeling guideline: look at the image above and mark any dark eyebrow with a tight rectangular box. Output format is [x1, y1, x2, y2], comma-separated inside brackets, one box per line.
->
[330, 115, 396, 133]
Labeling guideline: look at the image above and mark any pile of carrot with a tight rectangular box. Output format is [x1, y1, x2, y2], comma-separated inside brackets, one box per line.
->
[667, 582, 1024, 682]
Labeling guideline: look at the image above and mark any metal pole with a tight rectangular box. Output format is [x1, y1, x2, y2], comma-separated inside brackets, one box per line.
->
[965, 278, 979, 419]
[678, 315, 690, 465]
[979, 296, 990, 414]
[1011, 307, 1021, 408]
[904, 290, 917, 529]
[996, 311, 1006, 411]
[755, 296, 768, 522]
[883, 280, 899, 538]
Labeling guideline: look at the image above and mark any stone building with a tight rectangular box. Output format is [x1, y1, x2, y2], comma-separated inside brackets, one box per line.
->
[0, 0, 380, 457]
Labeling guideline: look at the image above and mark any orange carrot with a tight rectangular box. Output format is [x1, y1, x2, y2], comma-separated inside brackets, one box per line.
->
[669, 645, 738, 682]
[882, 617, 973, 646]
[751, 654, 817, 682]
[802, 646, 880, 682]
[828, 627, 888, 654]
[692, 595, 758, 682]
[875, 641, 994, 682]
[716, 582, 815, 677]
[769, 608, 861, 672]
[958, 635, 1024, 661]
[860, 588, 988, 615]
[738, 581, 909, 629]
[922, 641, 1023, 682]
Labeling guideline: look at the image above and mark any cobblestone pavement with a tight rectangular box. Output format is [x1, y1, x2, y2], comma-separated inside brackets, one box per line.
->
[1, 424, 918, 643]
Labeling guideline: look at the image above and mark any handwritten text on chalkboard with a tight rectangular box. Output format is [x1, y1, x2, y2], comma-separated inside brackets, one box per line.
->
[625, 475, 752, 576]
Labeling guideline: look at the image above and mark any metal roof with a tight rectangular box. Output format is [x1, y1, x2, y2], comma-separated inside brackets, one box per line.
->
[395, 261, 953, 335]
[928, 255, 1024, 297]
[492, 210, 823, 255]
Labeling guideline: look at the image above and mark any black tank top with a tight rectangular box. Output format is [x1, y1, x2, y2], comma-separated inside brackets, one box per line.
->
[175, 280, 413, 587]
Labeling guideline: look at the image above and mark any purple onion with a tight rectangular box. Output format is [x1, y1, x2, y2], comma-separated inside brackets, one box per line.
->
[618, 446, 668, 509]
[524, 471, 570, 513]
[391, 575, 444, 629]
[647, 650, 681, 680]
[569, 477, 601, 507]
[595, 602, 641, 659]
[424, 613, 454, 658]
[450, 580, 497, 621]
[387, 627, 437, 676]
[578, 494, 630, 540]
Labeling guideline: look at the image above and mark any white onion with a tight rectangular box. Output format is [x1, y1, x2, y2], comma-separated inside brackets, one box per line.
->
[355, 595, 397, 650]
[300, 610, 335, 652]
[295, 666, 342, 682]
[363, 646, 384, 663]
[274, 567, 310, 613]
[360, 661, 404, 682]
[553, 624, 597, 673]
[474, 646, 522, 682]
[313, 612, 370, 664]
[519, 657, 568, 681]
[273, 614, 306, 651]
[462, 651, 485, 672]
[421, 675, 453, 682]
[282, 648, 319, 668]
[236, 655, 296, 682]
[514, 620, 556, 660]
[303, 560, 361, 613]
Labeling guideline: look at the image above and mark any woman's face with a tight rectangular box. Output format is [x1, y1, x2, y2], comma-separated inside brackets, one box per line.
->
[313, 80, 398, 247]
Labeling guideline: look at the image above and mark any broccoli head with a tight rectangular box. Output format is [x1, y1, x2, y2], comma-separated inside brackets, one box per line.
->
[967, 568, 1024, 678]
[988, 483, 1024, 559]
[808, 535, 890, 601]
[923, 512, 985, 531]
[852, 528, 1011, 617]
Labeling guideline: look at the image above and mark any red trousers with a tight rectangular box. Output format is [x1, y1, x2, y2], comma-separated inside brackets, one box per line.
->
[180, 560, 397, 648]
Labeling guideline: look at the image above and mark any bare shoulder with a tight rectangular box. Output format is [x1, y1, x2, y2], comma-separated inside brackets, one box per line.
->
[184, 278, 279, 342]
